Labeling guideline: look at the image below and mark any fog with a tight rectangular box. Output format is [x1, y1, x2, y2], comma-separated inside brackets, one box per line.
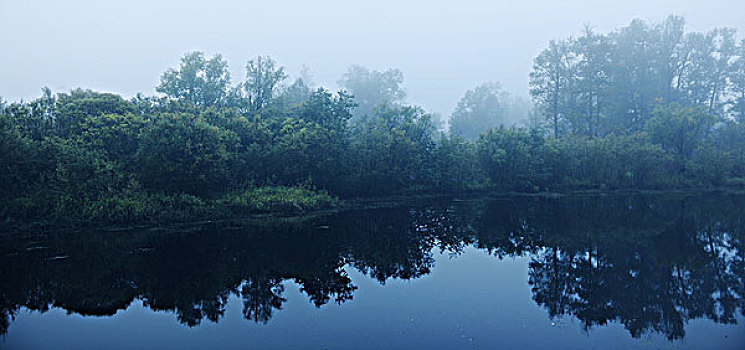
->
[1, 0, 744, 116]
[2, 4, 745, 345]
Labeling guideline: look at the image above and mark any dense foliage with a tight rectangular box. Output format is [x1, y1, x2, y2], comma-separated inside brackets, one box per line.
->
[1, 16, 744, 227]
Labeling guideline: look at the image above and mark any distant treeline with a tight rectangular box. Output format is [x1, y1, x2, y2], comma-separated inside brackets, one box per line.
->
[529, 15, 745, 137]
[1, 16, 744, 226]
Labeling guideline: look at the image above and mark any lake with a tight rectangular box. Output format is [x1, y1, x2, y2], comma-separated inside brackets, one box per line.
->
[1, 192, 743, 349]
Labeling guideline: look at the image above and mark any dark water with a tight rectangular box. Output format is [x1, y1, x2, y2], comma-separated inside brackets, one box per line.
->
[1, 193, 744, 349]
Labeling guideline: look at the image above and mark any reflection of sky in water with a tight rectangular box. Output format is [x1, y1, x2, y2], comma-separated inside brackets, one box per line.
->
[5, 246, 743, 350]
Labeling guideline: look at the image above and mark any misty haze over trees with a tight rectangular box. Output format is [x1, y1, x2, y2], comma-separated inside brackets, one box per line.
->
[529, 15, 744, 137]
[1, 15, 744, 227]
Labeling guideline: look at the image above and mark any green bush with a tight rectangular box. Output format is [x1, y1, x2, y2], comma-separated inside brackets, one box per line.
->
[218, 186, 337, 213]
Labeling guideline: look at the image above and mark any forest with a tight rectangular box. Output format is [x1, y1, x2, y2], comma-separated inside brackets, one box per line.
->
[1, 15, 744, 227]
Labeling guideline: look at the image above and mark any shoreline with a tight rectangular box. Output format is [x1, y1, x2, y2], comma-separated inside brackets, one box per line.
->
[3, 186, 744, 235]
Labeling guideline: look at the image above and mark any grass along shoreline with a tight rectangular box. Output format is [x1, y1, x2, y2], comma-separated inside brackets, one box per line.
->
[4, 185, 745, 235]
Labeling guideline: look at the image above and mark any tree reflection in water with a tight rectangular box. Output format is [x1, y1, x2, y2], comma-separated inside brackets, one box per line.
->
[0, 193, 743, 341]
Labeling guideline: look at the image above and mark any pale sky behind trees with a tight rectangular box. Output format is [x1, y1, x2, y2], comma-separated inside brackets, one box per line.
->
[1, 0, 743, 117]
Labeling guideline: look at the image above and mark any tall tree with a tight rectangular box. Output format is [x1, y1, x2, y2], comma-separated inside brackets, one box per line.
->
[658, 15, 688, 103]
[705, 28, 738, 116]
[157, 51, 231, 107]
[238, 56, 287, 113]
[729, 39, 745, 122]
[572, 26, 611, 136]
[530, 39, 574, 138]
[449, 82, 508, 140]
[281, 77, 312, 106]
[679, 28, 738, 116]
[605, 19, 662, 133]
[338, 65, 406, 120]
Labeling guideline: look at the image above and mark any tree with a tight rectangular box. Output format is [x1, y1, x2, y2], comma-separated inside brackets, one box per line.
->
[432, 133, 483, 191]
[449, 82, 508, 140]
[601, 19, 665, 133]
[281, 77, 312, 106]
[531, 16, 741, 137]
[296, 88, 355, 131]
[727, 39, 745, 122]
[348, 105, 436, 194]
[338, 65, 406, 120]
[80, 112, 147, 163]
[530, 40, 574, 138]
[476, 126, 545, 190]
[135, 113, 239, 195]
[646, 104, 714, 161]
[678, 28, 738, 116]
[237, 56, 287, 113]
[709, 121, 745, 176]
[157, 51, 231, 107]
[0, 109, 37, 201]
[55, 89, 134, 138]
[659, 15, 688, 103]
[270, 89, 356, 190]
[280, 65, 315, 106]
[572, 26, 612, 137]
[1, 88, 55, 140]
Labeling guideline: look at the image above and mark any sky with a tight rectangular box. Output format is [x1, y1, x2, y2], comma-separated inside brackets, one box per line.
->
[1, 0, 744, 117]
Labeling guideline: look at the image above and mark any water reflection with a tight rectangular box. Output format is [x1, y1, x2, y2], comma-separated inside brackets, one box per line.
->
[0, 193, 743, 342]
[476, 194, 745, 340]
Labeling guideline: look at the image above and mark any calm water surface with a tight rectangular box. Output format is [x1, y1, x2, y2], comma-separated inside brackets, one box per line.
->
[1, 193, 744, 349]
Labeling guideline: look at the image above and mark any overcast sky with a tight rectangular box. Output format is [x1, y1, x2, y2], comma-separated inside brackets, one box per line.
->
[1, 0, 743, 116]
